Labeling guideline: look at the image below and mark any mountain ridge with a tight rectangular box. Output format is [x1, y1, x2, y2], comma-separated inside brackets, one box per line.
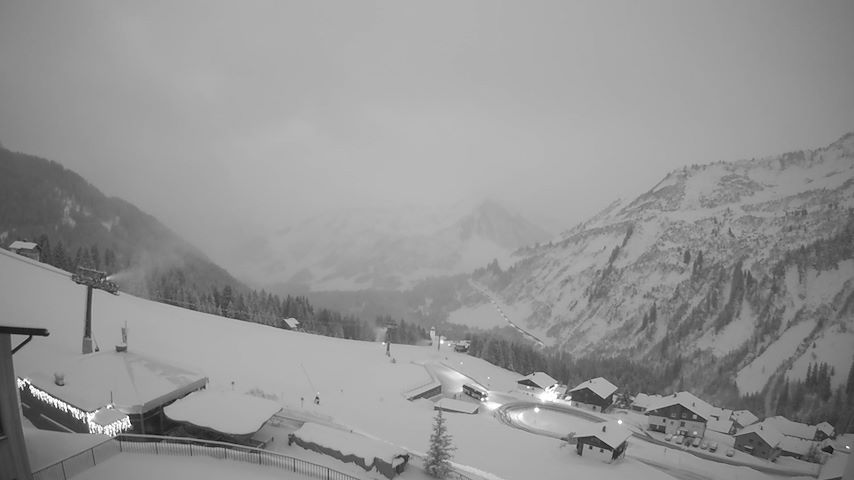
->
[467, 132, 854, 409]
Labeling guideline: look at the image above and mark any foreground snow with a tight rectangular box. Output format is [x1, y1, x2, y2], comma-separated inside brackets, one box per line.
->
[0, 249, 820, 480]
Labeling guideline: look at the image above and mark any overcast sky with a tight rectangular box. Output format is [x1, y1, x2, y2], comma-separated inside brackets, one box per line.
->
[1, 1, 853, 264]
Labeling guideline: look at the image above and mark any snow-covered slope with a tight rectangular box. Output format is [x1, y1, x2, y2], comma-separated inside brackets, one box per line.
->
[466, 133, 854, 400]
[1, 243, 742, 480]
[230, 200, 550, 291]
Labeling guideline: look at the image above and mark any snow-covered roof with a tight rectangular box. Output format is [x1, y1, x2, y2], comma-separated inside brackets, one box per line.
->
[9, 240, 39, 250]
[573, 421, 632, 450]
[631, 393, 662, 411]
[517, 372, 558, 390]
[24, 350, 208, 414]
[292, 422, 405, 463]
[731, 409, 759, 427]
[735, 423, 784, 448]
[569, 377, 618, 399]
[779, 435, 815, 456]
[645, 391, 714, 421]
[434, 398, 478, 414]
[708, 407, 733, 421]
[765, 416, 817, 440]
[164, 390, 282, 436]
[283, 317, 300, 329]
[817, 422, 835, 436]
[707, 416, 734, 434]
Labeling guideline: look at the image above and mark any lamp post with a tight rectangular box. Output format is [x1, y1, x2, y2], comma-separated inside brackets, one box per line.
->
[72, 266, 118, 354]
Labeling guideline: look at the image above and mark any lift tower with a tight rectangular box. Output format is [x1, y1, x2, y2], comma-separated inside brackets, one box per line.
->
[71, 267, 118, 354]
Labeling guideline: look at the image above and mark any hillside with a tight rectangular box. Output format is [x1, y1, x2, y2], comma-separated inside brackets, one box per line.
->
[230, 200, 550, 292]
[466, 133, 854, 409]
[0, 145, 243, 296]
[0, 247, 803, 480]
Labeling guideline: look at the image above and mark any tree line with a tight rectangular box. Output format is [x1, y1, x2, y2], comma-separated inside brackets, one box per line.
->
[28, 234, 377, 342]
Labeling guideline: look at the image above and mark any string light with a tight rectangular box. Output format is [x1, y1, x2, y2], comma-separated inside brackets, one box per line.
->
[16, 377, 132, 436]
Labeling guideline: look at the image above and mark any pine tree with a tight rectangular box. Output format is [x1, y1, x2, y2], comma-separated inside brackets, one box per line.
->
[425, 409, 455, 478]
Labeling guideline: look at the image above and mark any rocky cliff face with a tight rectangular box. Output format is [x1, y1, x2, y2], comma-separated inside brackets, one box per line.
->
[473, 133, 854, 400]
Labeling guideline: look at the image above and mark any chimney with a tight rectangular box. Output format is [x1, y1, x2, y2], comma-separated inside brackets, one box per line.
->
[54, 372, 65, 386]
[602, 425, 607, 432]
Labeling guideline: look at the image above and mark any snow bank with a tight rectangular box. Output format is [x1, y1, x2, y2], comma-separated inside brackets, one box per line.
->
[288, 422, 408, 478]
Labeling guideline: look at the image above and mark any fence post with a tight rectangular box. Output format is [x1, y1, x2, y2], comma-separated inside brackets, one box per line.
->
[91, 447, 96, 466]
[61, 461, 67, 480]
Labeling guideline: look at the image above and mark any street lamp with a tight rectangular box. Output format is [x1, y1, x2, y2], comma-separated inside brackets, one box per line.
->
[72, 267, 119, 354]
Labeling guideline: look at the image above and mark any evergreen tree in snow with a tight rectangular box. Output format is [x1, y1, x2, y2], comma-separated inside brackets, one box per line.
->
[425, 409, 455, 478]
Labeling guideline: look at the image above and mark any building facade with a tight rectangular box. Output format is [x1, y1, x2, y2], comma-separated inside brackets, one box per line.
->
[646, 403, 708, 438]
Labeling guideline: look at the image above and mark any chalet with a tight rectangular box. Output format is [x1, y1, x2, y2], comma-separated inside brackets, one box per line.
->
[816, 422, 835, 441]
[516, 372, 558, 396]
[566, 377, 618, 412]
[764, 416, 818, 440]
[573, 420, 631, 462]
[19, 349, 207, 436]
[630, 393, 662, 412]
[645, 391, 712, 439]
[1, 325, 50, 480]
[734, 423, 783, 460]
[8, 241, 41, 262]
[731, 409, 759, 430]
[164, 390, 282, 448]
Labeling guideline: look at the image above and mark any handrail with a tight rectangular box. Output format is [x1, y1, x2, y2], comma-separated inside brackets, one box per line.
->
[33, 433, 362, 480]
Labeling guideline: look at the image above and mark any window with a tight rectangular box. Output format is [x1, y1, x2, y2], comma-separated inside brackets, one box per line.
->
[680, 421, 686, 427]
[589, 445, 593, 450]
[692, 414, 697, 420]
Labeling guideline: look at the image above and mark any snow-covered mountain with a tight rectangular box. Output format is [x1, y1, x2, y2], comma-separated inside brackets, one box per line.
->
[470, 133, 854, 403]
[232, 200, 551, 291]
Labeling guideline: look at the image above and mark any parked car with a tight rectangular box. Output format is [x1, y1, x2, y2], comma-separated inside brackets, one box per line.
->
[726, 448, 735, 457]
[700, 441, 709, 450]
[673, 435, 684, 445]
[709, 442, 719, 452]
[682, 436, 692, 446]
[665, 434, 673, 442]
[692, 437, 702, 448]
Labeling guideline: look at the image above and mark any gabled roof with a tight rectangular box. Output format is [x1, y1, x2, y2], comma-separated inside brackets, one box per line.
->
[573, 421, 632, 450]
[517, 372, 558, 390]
[569, 377, 618, 399]
[731, 409, 759, 427]
[735, 422, 784, 448]
[9, 240, 39, 251]
[283, 317, 300, 329]
[765, 416, 817, 440]
[645, 391, 714, 421]
[779, 435, 815, 456]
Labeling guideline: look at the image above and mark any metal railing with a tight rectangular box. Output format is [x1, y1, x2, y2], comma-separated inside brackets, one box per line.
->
[33, 433, 362, 480]
[33, 438, 120, 480]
